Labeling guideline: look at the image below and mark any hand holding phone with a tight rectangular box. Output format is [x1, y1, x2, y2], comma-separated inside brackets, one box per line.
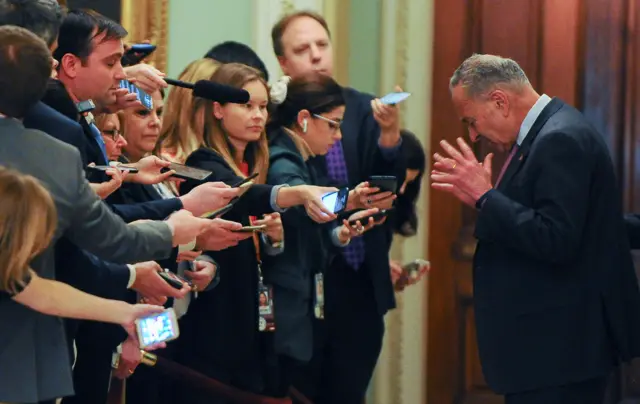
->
[119, 79, 153, 110]
[135, 307, 180, 349]
[394, 258, 430, 291]
[336, 207, 380, 244]
[379, 92, 411, 105]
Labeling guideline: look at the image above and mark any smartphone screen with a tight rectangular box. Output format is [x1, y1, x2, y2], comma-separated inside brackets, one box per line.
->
[135, 308, 180, 349]
[379, 92, 411, 105]
[119, 80, 153, 110]
[321, 187, 348, 214]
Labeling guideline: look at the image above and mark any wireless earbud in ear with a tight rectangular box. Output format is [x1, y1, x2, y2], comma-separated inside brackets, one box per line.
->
[302, 119, 308, 133]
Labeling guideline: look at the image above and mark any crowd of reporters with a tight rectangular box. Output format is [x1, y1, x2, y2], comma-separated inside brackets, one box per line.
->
[0, 1, 428, 403]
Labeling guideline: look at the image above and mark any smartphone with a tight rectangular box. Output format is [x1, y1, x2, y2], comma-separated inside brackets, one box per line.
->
[402, 259, 430, 280]
[158, 271, 184, 289]
[135, 307, 180, 349]
[379, 92, 411, 105]
[321, 187, 349, 215]
[160, 162, 212, 181]
[121, 43, 156, 67]
[231, 172, 259, 188]
[119, 80, 153, 110]
[232, 225, 267, 233]
[347, 208, 392, 227]
[86, 165, 139, 174]
[164, 269, 192, 287]
[202, 203, 234, 219]
[369, 175, 397, 193]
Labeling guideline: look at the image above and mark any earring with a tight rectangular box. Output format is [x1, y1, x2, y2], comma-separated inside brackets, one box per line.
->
[302, 119, 308, 133]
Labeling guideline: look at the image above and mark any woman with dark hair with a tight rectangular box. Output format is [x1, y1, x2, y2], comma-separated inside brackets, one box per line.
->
[393, 129, 427, 236]
[265, 74, 383, 397]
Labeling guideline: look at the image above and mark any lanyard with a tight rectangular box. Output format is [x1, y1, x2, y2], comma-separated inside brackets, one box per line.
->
[250, 216, 264, 282]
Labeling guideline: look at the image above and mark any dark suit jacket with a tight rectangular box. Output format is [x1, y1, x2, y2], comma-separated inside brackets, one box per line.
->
[308, 87, 406, 316]
[0, 118, 173, 403]
[264, 128, 336, 362]
[472, 98, 640, 394]
[176, 147, 276, 376]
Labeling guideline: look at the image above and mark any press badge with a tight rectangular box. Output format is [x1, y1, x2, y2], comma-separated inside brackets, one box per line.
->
[314, 273, 325, 320]
[257, 280, 275, 332]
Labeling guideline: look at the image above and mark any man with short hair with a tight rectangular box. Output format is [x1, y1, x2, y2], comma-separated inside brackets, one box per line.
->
[0, 24, 208, 404]
[271, 11, 406, 403]
[431, 53, 640, 403]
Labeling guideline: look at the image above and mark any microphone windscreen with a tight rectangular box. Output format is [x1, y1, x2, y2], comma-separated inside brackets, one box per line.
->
[193, 80, 250, 104]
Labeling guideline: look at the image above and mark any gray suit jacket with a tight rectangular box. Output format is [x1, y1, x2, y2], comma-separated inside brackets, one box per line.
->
[0, 118, 173, 403]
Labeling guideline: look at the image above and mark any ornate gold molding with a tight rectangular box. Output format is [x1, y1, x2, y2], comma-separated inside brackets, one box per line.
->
[120, 0, 169, 73]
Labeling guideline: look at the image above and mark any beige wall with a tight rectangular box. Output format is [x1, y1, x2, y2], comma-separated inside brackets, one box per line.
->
[370, 0, 434, 402]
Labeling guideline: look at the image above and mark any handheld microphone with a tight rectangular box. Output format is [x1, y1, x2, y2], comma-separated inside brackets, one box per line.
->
[164, 78, 249, 104]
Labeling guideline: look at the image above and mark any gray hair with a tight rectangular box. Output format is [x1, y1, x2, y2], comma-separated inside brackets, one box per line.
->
[0, 0, 64, 48]
[449, 54, 530, 97]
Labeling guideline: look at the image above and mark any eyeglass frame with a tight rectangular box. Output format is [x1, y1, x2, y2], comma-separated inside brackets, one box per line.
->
[101, 129, 122, 141]
[312, 114, 342, 131]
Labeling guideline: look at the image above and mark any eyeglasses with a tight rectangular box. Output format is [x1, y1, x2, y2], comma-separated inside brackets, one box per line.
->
[102, 129, 122, 141]
[313, 114, 342, 131]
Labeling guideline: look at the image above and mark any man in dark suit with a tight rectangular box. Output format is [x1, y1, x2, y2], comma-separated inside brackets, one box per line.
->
[270, 11, 406, 403]
[431, 53, 640, 404]
[0, 25, 217, 404]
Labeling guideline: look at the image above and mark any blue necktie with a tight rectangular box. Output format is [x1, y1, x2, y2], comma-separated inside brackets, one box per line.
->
[325, 140, 366, 270]
[88, 121, 109, 164]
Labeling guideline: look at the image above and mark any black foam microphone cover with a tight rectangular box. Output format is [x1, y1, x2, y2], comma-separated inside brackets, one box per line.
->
[192, 80, 250, 104]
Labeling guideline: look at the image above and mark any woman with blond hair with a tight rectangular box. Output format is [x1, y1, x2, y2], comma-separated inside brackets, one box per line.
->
[155, 58, 221, 166]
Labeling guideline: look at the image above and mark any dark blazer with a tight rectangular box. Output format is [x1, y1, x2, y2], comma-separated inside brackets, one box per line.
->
[265, 128, 336, 361]
[472, 97, 640, 394]
[176, 147, 277, 376]
[0, 118, 173, 403]
[308, 87, 406, 316]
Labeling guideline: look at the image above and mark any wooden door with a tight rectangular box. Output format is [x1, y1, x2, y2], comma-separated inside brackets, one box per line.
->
[426, 1, 583, 403]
